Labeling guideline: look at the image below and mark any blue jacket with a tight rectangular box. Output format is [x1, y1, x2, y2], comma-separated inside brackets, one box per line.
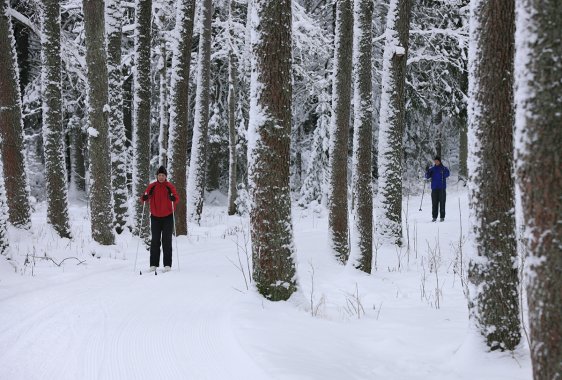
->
[426, 164, 450, 190]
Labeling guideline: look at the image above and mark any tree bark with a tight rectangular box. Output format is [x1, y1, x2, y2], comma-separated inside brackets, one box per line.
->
[328, 0, 353, 263]
[41, 0, 71, 238]
[0, 0, 31, 229]
[106, 0, 129, 234]
[351, 0, 373, 273]
[467, 0, 520, 351]
[187, 0, 212, 225]
[514, 0, 562, 375]
[248, 0, 297, 301]
[133, 0, 152, 240]
[157, 18, 169, 168]
[227, 10, 238, 216]
[167, 0, 195, 235]
[83, 0, 115, 245]
[375, 0, 412, 246]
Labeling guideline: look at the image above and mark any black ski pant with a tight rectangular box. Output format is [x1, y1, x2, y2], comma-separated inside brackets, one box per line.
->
[150, 214, 173, 267]
[431, 189, 446, 220]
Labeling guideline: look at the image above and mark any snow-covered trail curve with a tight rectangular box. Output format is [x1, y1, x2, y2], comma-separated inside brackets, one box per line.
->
[0, 242, 270, 380]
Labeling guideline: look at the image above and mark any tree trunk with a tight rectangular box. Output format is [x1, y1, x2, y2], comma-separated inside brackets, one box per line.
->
[467, 0, 520, 351]
[187, 0, 212, 224]
[0, 157, 9, 256]
[375, 0, 412, 246]
[351, 0, 373, 273]
[167, 0, 195, 236]
[0, 0, 31, 229]
[41, 0, 71, 238]
[133, 0, 152, 240]
[157, 24, 169, 168]
[514, 0, 562, 375]
[227, 6, 238, 216]
[106, 0, 128, 234]
[248, 0, 297, 301]
[83, 0, 115, 245]
[69, 115, 86, 192]
[328, 0, 353, 263]
[458, 70, 468, 182]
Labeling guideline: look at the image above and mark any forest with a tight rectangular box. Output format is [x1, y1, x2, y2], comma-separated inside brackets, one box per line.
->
[0, 0, 560, 379]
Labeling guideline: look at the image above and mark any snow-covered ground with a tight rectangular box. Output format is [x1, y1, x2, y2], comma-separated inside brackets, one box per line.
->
[0, 186, 532, 379]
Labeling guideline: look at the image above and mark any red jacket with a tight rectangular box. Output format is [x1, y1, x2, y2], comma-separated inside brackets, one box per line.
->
[140, 180, 180, 218]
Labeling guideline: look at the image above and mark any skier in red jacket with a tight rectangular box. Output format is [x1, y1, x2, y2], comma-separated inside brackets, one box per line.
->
[140, 166, 180, 272]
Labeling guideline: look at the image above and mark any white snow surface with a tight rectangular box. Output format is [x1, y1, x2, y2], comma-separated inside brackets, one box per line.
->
[0, 187, 531, 379]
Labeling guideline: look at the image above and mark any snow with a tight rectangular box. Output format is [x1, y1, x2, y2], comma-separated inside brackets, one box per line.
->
[0, 186, 532, 379]
[87, 126, 99, 137]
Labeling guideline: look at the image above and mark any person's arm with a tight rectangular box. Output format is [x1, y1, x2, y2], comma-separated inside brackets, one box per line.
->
[444, 166, 450, 178]
[425, 166, 432, 179]
[166, 183, 180, 207]
[140, 183, 155, 203]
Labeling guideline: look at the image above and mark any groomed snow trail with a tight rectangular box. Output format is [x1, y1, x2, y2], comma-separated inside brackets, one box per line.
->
[0, 187, 531, 380]
[0, 236, 270, 380]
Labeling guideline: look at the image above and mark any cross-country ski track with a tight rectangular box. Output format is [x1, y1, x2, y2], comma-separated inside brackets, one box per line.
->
[0, 188, 531, 379]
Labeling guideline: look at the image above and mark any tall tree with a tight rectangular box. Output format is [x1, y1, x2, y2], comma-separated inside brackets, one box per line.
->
[167, 0, 195, 235]
[41, 0, 71, 238]
[133, 0, 152, 239]
[327, 0, 353, 263]
[187, 0, 212, 224]
[467, 0, 520, 351]
[106, 0, 129, 234]
[83, 0, 115, 245]
[226, 0, 238, 216]
[514, 0, 561, 375]
[375, 0, 412, 246]
[248, 0, 297, 301]
[0, 0, 31, 229]
[157, 34, 169, 168]
[351, 0, 373, 273]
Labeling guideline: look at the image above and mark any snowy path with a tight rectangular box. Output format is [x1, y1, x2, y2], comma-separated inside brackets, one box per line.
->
[0, 188, 531, 379]
[0, 240, 270, 380]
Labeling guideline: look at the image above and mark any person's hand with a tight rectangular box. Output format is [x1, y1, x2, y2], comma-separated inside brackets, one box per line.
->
[425, 165, 430, 172]
[169, 194, 176, 202]
[142, 194, 149, 201]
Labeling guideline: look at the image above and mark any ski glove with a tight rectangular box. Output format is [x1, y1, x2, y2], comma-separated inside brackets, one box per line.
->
[169, 194, 176, 202]
[142, 194, 150, 201]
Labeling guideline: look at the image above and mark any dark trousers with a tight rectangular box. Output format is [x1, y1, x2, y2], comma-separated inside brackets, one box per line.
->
[150, 214, 173, 267]
[431, 189, 446, 219]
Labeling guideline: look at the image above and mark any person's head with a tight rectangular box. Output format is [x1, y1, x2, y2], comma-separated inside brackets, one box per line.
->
[156, 166, 167, 182]
[434, 156, 441, 166]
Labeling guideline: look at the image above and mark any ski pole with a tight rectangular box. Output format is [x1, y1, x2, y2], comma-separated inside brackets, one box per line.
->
[134, 200, 146, 273]
[172, 201, 180, 271]
[419, 179, 426, 211]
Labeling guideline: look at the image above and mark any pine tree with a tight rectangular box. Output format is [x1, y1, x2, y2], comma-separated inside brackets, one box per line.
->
[0, 0, 31, 229]
[133, 0, 153, 239]
[187, 0, 213, 224]
[514, 0, 561, 375]
[375, 0, 412, 246]
[83, 0, 115, 245]
[351, 0, 373, 273]
[227, 0, 238, 216]
[298, 85, 330, 208]
[248, 0, 297, 301]
[41, 0, 71, 238]
[0, 156, 9, 257]
[328, 0, 353, 263]
[467, 0, 520, 351]
[156, 8, 169, 168]
[106, 0, 129, 234]
[167, 0, 196, 235]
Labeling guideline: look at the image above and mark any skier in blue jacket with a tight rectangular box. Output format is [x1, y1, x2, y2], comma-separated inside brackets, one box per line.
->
[425, 156, 450, 222]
